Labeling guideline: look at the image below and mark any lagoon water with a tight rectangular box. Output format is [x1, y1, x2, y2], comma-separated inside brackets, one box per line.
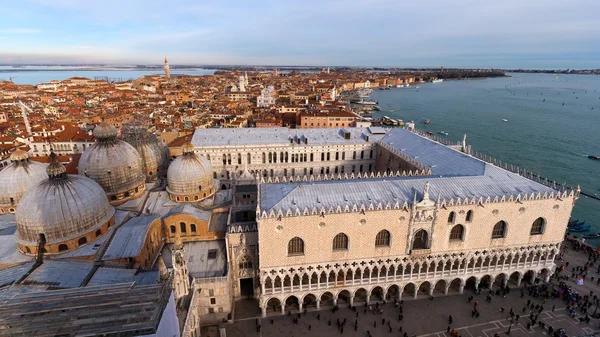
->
[0, 67, 216, 84]
[371, 73, 600, 237]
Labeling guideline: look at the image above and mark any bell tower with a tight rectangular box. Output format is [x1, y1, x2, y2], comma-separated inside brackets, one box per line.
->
[164, 56, 171, 79]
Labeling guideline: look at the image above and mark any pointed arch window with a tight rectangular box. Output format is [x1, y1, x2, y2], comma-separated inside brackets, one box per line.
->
[375, 230, 391, 247]
[288, 237, 304, 256]
[449, 224, 465, 241]
[530, 218, 545, 235]
[412, 230, 428, 250]
[492, 221, 507, 238]
[332, 233, 349, 250]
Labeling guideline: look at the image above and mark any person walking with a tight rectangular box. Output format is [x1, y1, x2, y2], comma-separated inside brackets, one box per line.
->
[448, 315, 453, 324]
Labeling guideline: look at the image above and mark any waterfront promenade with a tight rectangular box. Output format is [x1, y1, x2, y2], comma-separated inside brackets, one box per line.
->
[223, 239, 600, 337]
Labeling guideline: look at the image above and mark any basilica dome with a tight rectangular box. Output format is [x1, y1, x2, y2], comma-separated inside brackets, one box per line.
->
[16, 153, 115, 255]
[121, 125, 168, 182]
[167, 143, 215, 202]
[0, 149, 48, 213]
[78, 122, 146, 204]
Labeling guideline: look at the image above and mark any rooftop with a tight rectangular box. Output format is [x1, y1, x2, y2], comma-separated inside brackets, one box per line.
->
[191, 127, 386, 147]
[259, 128, 557, 217]
[184, 240, 227, 279]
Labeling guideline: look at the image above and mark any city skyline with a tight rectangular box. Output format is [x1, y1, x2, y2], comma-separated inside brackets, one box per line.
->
[1, 0, 600, 68]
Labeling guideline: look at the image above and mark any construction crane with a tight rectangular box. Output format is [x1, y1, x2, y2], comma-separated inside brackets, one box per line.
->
[18, 101, 33, 136]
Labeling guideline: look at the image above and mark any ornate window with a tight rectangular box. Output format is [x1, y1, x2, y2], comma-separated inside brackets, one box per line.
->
[170, 225, 176, 234]
[180, 222, 187, 233]
[375, 230, 391, 247]
[449, 224, 465, 241]
[412, 230, 429, 250]
[448, 212, 455, 223]
[288, 237, 304, 255]
[191, 224, 197, 233]
[492, 221, 507, 238]
[332, 233, 349, 250]
[239, 256, 253, 269]
[466, 210, 473, 222]
[530, 217, 545, 235]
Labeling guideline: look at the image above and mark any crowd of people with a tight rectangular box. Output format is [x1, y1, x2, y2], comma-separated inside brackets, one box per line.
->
[253, 236, 599, 336]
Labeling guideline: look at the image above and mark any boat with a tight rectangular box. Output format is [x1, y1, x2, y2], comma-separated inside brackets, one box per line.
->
[432, 79, 444, 83]
[437, 131, 448, 136]
[583, 233, 600, 239]
[502, 119, 508, 122]
[568, 221, 586, 228]
[373, 106, 381, 111]
[396, 83, 410, 88]
[424, 120, 430, 125]
[569, 218, 580, 225]
[588, 155, 600, 160]
[352, 99, 378, 105]
[569, 225, 591, 232]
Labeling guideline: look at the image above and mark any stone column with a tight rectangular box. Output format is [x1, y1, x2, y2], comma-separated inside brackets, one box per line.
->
[262, 306, 267, 318]
[299, 302, 303, 313]
[544, 273, 551, 283]
[413, 288, 418, 299]
[517, 275, 523, 287]
[350, 296, 354, 306]
[458, 282, 465, 294]
[398, 288, 403, 300]
[333, 298, 338, 306]
[503, 278, 508, 288]
[261, 280, 265, 295]
[316, 300, 320, 309]
[444, 284, 450, 295]
[281, 303, 286, 315]
[429, 287, 434, 297]
[308, 276, 311, 290]
[474, 280, 480, 291]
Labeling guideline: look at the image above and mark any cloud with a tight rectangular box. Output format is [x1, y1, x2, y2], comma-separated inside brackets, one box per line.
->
[0, 28, 40, 34]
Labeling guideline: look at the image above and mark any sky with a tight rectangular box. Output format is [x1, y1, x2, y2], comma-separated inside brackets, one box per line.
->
[1, 0, 599, 68]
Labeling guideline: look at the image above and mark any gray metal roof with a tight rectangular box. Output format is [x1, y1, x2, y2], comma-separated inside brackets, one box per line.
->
[191, 127, 386, 147]
[0, 261, 34, 288]
[379, 128, 485, 177]
[87, 267, 158, 286]
[22, 260, 94, 288]
[260, 128, 555, 215]
[184, 240, 227, 279]
[260, 165, 555, 215]
[166, 204, 212, 222]
[103, 215, 160, 260]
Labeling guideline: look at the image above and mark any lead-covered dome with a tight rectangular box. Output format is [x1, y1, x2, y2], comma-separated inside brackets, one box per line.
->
[167, 143, 215, 202]
[0, 149, 48, 213]
[121, 125, 168, 182]
[78, 122, 146, 204]
[16, 154, 115, 255]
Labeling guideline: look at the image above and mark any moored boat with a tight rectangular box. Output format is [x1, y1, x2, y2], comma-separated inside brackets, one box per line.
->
[588, 155, 600, 160]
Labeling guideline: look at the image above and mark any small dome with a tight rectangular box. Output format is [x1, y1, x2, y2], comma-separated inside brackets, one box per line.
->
[93, 122, 118, 139]
[0, 154, 48, 207]
[79, 127, 146, 203]
[16, 158, 115, 249]
[182, 142, 195, 154]
[121, 126, 168, 182]
[10, 149, 29, 161]
[167, 149, 214, 201]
